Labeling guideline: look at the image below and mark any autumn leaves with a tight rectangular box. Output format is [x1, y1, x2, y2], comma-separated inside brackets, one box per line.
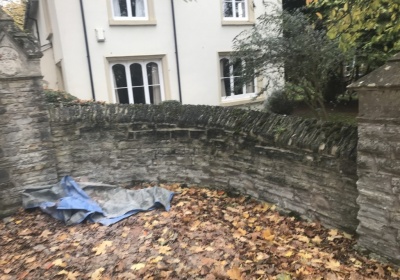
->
[1, 184, 399, 279]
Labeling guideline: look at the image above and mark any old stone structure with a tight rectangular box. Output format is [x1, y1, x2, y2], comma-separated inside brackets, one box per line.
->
[0, 11, 57, 217]
[2, 7, 400, 265]
[349, 53, 400, 263]
[48, 104, 359, 233]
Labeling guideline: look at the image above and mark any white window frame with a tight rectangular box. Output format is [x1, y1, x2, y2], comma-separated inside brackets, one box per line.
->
[111, 0, 149, 20]
[110, 60, 165, 105]
[220, 56, 257, 102]
[222, 0, 249, 21]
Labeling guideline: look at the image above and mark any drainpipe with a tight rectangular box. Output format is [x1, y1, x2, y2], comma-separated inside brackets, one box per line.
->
[28, 17, 40, 45]
[170, 0, 183, 104]
[79, 0, 96, 101]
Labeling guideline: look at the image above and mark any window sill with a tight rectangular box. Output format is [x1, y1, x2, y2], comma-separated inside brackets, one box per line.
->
[220, 96, 265, 107]
[221, 20, 254, 26]
[109, 19, 157, 26]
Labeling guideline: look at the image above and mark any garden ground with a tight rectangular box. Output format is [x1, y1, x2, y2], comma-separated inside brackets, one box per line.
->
[291, 100, 358, 125]
[1, 183, 398, 280]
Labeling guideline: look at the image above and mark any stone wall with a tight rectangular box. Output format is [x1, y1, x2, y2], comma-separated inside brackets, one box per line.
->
[0, 11, 57, 216]
[48, 103, 359, 233]
[350, 54, 400, 264]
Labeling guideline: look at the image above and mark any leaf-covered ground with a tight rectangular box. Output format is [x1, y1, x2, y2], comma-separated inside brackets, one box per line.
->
[1, 184, 399, 280]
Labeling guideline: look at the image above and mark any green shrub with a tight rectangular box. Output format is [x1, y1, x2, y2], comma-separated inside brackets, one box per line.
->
[161, 100, 181, 105]
[43, 89, 78, 103]
[264, 90, 294, 115]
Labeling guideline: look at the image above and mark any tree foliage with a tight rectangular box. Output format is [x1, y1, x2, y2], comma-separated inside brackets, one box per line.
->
[308, 0, 400, 71]
[232, 4, 345, 119]
[1, 0, 26, 30]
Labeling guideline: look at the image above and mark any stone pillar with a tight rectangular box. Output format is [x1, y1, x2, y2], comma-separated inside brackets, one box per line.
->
[0, 10, 57, 217]
[350, 53, 400, 263]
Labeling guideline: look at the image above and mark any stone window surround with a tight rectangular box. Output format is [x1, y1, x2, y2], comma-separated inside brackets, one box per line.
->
[107, 0, 156, 26]
[105, 54, 171, 104]
[221, 0, 255, 26]
[218, 52, 264, 106]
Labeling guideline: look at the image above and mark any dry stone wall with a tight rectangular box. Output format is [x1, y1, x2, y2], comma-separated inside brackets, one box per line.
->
[48, 104, 359, 233]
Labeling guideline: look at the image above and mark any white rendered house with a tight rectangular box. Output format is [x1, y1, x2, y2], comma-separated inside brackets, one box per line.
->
[25, 0, 281, 106]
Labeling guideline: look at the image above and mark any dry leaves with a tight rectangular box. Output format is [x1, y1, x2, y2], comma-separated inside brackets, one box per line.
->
[0, 183, 399, 279]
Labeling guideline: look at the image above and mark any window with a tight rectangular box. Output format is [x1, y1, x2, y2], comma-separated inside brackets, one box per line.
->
[111, 0, 148, 19]
[111, 60, 164, 104]
[223, 0, 248, 20]
[220, 56, 256, 101]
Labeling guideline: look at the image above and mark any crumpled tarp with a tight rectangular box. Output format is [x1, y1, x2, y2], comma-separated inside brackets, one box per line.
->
[22, 176, 174, 226]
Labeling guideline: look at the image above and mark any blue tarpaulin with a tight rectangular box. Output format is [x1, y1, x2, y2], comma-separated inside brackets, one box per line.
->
[22, 176, 174, 226]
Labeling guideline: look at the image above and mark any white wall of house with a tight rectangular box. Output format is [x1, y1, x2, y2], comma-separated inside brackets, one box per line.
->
[31, 0, 281, 106]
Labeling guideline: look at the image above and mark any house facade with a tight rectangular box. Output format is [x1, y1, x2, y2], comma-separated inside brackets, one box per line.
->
[25, 0, 281, 106]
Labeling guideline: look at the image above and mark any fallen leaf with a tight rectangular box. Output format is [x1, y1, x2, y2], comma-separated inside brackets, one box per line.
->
[53, 258, 67, 268]
[150, 256, 163, 263]
[297, 235, 310, 243]
[262, 228, 275, 241]
[284, 251, 294, 257]
[190, 220, 202, 231]
[276, 273, 292, 280]
[19, 229, 32, 236]
[325, 259, 341, 271]
[227, 266, 242, 280]
[57, 234, 69, 242]
[24, 256, 36, 264]
[67, 271, 80, 280]
[327, 235, 343, 241]
[158, 246, 172, 255]
[328, 229, 338, 236]
[298, 251, 312, 259]
[376, 265, 385, 278]
[343, 232, 353, 239]
[40, 230, 52, 238]
[131, 263, 146, 271]
[312, 235, 322, 244]
[233, 228, 247, 239]
[189, 246, 204, 253]
[91, 267, 105, 280]
[92, 241, 113, 256]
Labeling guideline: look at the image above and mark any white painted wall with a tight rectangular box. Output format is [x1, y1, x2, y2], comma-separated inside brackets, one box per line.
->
[33, 0, 282, 106]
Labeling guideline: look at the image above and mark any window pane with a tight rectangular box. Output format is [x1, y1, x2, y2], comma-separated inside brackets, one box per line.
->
[235, 1, 246, 18]
[132, 87, 146, 104]
[112, 64, 127, 88]
[246, 81, 255, 93]
[220, 58, 231, 96]
[232, 58, 242, 77]
[223, 1, 233, 17]
[116, 88, 129, 104]
[130, 63, 144, 86]
[221, 78, 231, 97]
[220, 58, 230, 78]
[113, 0, 128, 17]
[234, 77, 243, 95]
[149, 85, 162, 104]
[146, 63, 160, 85]
[131, 0, 145, 17]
